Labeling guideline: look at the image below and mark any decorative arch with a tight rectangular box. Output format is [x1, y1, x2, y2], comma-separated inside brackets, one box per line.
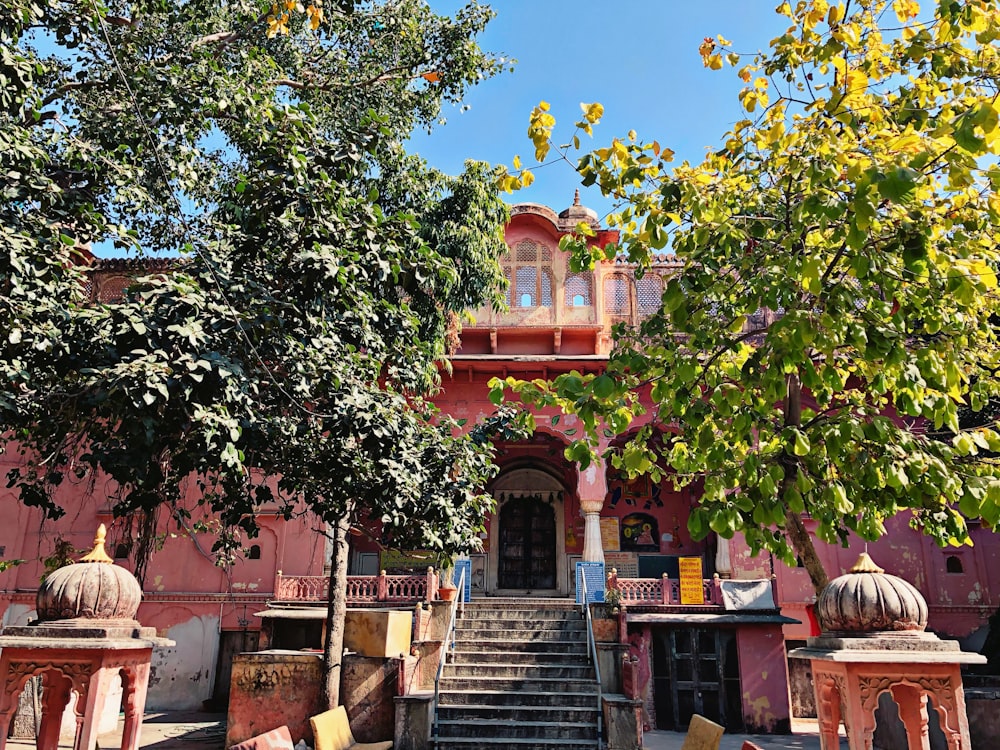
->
[503, 239, 553, 308]
[487, 430, 578, 596]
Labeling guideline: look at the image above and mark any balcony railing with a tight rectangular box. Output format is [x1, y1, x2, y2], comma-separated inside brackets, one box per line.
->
[606, 568, 724, 606]
[275, 568, 438, 605]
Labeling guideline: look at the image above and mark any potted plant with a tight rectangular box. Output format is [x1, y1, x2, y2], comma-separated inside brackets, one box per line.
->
[437, 557, 459, 602]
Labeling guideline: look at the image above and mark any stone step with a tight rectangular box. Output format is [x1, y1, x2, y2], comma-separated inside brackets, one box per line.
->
[455, 613, 587, 630]
[436, 718, 597, 741]
[436, 704, 600, 723]
[467, 597, 579, 609]
[450, 649, 590, 665]
[441, 675, 599, 693]
[435, 738, 599, 750]
[453, 638, 589, 654]
[462, 606, 584, 622]
[455, 627, 586, 642]
[446, 662, 594, 680]
[438, 689, 598, 708]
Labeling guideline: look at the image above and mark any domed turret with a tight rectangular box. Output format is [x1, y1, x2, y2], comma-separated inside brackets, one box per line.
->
[36, 525, 142, 622]
[557, 190, 600, 231]
[815, 552, 928, 635]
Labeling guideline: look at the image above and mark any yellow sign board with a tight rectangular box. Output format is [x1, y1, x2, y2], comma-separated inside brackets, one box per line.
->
[600, 517, 621, 552]
[678, 556, 705, 605]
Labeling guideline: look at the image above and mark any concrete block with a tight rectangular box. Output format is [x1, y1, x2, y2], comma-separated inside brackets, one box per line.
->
[344, 610, 412, 659]
[679, 714, 724, 750]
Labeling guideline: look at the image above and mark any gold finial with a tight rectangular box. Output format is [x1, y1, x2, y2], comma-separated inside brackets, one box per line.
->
[80, 524, 114, 564]
[849, 551, 884, 574]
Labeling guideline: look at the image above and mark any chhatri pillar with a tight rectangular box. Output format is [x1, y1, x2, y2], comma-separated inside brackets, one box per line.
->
[790, 553, 984, 750]
[0, 525, 173, 750]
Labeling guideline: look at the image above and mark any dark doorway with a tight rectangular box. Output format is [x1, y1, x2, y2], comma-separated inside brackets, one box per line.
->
[652, 627, 743, 732]
[498, 493, 557, 590]
[211, 630, 260, 709]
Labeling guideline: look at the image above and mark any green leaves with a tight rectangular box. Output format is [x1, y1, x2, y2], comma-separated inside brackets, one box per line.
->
[877, 167, 921, 204]
[497, 0, 1000, 591]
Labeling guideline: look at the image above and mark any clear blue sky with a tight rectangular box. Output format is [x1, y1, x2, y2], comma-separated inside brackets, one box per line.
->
[411, 1, 786, 221]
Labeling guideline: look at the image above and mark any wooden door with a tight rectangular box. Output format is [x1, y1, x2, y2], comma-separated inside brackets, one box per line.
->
[651, 627, 742, 732]
[212, 630, 260, 708]
[498, 494, 556, 590]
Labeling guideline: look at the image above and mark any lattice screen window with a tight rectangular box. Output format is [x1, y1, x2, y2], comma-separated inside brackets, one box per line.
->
[604, 273, 632, 318]
[97, 275, 131, 302]
[636, 274, 663, 317]
[505, 240, 554, 308]
[565, 273, 593, 307]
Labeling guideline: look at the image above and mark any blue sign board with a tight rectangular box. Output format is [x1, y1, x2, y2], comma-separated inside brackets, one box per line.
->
[454, 558, 472, 603]
[575, 561, 605, 604]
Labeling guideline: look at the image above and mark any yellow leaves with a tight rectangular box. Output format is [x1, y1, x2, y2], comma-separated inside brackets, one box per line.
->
[306, 4, 323, 30]
[738, 65, 753, 82]
[581, 102, 604, 125]
[884, 127, 924, 155]
[740, 77, 771, 113]
[832, 19, 861, 46]
[266, 3, 323, 36]
[966, 258, 998, 290]
[776, 1, 793, 18]
[827, 3, 844, 25]
[804, 0, 829, 30]
[528, 101, 556, 162]
[893, 0, 920, 23]
[266, 10, 290, 38]
[832, 56, 869, 109]
[699, 36, 724, 70]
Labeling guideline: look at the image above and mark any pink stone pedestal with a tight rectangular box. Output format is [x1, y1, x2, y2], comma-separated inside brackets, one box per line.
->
[791, 634, 985, 750]
[0, 623, 172, 750]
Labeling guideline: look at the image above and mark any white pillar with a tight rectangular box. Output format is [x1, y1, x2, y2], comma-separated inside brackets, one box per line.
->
[715, 534, 732, 579]
[580, 499, 605, 563]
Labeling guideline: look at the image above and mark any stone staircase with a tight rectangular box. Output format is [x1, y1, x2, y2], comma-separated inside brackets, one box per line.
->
[433, 598, 601, 750]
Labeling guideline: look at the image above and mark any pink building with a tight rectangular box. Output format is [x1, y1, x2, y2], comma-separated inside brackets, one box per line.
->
[2, 198, 997, 734]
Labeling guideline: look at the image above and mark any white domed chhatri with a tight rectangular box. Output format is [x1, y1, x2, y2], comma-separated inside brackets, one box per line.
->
[815, 552, 928, 635]
[35, 524, 143, 623]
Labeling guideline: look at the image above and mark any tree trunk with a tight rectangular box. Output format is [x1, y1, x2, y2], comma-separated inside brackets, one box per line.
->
[783, 373, 830, 596]
[320, 501, 353, 709]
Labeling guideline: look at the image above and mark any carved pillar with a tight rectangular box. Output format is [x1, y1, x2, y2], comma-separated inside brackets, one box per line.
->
[37, 671, 72, 750]
[814, 670, 844, 750]
[891, 683, 930, 750]
[120, 661, 151, 750]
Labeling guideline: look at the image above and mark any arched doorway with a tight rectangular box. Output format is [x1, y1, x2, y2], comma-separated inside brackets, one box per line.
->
[488, 467, 568, 596]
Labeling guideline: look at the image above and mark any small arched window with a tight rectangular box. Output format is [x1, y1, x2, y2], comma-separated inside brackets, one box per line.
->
[946, 555, 963, 574]
[503, 240, 553, 308]
[248, 544, 262, 560]
[565, 273, 593, 307]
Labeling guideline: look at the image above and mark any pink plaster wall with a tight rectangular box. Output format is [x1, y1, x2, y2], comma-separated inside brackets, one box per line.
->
[736, 626, 792, 733]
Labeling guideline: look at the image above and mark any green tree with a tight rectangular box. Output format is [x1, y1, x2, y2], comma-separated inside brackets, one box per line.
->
[494, 0, 1000, 594]
[1, 0, 515, 706]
